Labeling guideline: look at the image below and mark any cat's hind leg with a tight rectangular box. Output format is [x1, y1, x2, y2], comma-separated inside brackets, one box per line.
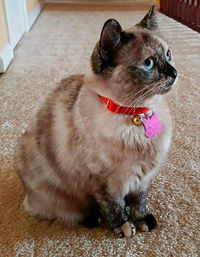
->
[23, 188, 87, 225]
[23, 193, 55, 220]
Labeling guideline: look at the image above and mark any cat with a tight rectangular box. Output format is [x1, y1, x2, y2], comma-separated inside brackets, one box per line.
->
[15, 5, 177, 237]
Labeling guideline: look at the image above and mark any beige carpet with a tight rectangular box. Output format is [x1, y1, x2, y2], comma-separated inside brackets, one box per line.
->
[0, 3, 200, 257]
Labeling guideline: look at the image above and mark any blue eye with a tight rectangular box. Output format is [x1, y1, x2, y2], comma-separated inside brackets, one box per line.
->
[144, 57, 154, 70]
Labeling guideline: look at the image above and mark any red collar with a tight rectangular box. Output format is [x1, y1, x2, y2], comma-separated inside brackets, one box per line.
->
[99, 95, 150, 115]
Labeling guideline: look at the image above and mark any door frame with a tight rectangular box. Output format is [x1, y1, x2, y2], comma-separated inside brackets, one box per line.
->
[4, 0, 28, 49]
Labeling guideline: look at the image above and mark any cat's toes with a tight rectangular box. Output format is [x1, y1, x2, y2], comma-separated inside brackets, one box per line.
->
[136, 213, 157, 232]
[114, 221, 136, 238]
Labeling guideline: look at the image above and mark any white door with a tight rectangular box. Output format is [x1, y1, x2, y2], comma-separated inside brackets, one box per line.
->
[5, 0, 27, 49]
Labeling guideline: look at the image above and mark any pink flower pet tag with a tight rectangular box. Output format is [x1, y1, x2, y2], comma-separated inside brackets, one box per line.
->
[142, 112, 162, 138]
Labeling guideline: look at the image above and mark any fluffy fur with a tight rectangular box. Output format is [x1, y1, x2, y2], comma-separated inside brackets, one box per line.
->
[15, 6, 177, 237]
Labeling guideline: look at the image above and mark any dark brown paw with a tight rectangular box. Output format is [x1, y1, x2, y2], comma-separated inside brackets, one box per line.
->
[82, 212, 100, 228]
[136, 214, 157, 232]
[113, 221, 136, 238]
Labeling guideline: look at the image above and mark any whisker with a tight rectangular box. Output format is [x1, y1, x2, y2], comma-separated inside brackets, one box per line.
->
[131, 87, 158, 111]
[121, 87, 156, 115]
[117, 83, 153, 113]
[132, 86, 156, 107]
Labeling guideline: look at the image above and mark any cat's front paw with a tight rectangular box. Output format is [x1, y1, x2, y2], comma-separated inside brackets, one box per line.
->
[136, 213, 157, 232]
[113, 221, 136, 238]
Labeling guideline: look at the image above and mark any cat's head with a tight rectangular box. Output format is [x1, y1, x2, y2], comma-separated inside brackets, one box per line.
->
[90, 5, 177, 106]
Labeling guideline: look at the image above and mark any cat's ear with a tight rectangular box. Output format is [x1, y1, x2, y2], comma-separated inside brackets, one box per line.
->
[137, 5, 157, 31]
[99, 19, 123, 61]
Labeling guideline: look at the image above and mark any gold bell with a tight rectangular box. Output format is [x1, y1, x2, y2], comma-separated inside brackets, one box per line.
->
[132, 115, 142, 125]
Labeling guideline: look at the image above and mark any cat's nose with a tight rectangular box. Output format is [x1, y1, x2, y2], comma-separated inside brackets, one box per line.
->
[166, 63, 177, 79]
[171, 67, 177, 79]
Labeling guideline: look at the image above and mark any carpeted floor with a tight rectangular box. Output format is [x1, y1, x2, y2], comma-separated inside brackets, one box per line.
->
[0, 3, 200, 257]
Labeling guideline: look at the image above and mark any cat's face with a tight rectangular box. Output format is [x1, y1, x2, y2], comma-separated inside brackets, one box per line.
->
[91, 6, 177, 106]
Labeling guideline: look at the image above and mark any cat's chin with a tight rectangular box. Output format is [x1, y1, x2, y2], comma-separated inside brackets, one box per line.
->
[159, 86, 172, 95]
[158, 77, 177, 95]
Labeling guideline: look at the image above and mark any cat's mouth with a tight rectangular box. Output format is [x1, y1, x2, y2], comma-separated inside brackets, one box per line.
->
[159, 78, 176, 95]
[162, 86, 172, 94]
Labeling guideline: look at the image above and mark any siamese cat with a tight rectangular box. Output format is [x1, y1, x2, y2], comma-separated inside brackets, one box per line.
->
[16, 6, 177, 237]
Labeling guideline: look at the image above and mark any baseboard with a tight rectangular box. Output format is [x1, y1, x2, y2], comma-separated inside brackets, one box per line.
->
[44, 0, 158, 9]
[27, 2, 44, 31]
[45, 0, 89, 3]
[45, 0, 134, 5]
[0, 44, 14, 73]
[45, 0, 148, 4]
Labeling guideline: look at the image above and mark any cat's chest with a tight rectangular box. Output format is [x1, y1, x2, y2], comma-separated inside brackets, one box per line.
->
[104, 142, 163, 195]
[97, 122, 171, 193]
